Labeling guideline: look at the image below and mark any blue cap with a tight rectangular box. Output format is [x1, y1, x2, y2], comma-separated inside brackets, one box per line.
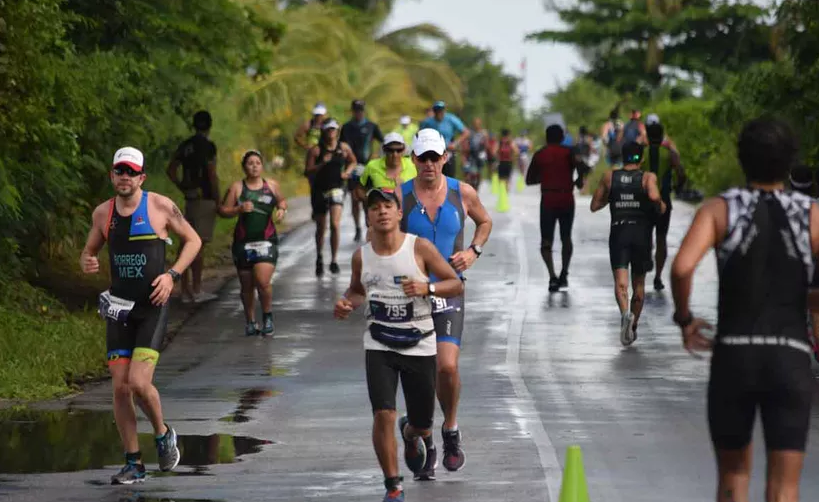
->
[432, 101, 446, 109]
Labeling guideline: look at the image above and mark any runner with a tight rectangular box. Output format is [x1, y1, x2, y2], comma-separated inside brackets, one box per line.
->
[789, 164, 819, 363]
[601, 110, 625, 167]
[495, 128, 518, 192]
[622, 108, 648, 145]
[396, 115, 418, 156]
[218, 150, 288, 337]
[334, 188, 464, 500]
[341, 99, 385, 243]
[418, 101, 470, 178]
[645, 119, 685, 291]
[526, 125, 586, 292]
[515, 130, 533, 180]
[400, 128, 493, 473]
[670, 117, 819, 502]
[166, 110, 220, 304]
[590, 141, 666, 345]
[294, 102, 327, 151]
[575, 126, 597, 174]
[306, 118, 358, 276]
[463, 118, 489, 191]
[80, 147, 202, 484]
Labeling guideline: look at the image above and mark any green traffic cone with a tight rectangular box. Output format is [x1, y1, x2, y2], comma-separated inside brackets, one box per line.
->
[497, 181, 510, 213]
[491, 171, 499, 195]
[516, 174, 525, 192]
[559, 446, 590, 502]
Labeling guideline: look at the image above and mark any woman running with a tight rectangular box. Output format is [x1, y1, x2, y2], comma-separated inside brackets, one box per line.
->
[495, 128, 519, 192]
[219, 150, 288, 337]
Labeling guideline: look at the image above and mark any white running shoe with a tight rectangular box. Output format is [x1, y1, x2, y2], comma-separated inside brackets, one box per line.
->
[620, 311, 635, 346]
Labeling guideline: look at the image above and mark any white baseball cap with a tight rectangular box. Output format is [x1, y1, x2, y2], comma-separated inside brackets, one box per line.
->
[400, 115, 411, 125]
[322, 119, 340, 130]
[412, 128, 446, 156]
[646, 113, 660, 125]
[112, 146, 145, 173]
[312, 103, 327, 115]
[383, 132, 405, 147]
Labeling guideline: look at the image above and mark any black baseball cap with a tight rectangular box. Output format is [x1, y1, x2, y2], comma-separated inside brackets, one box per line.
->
[352, 99, 366, 111]
[622, 141, 645, 163]
[366, 188, 400, 207]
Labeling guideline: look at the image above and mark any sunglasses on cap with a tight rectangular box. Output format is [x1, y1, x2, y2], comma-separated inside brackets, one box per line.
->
[112, 164, 142, 177]
[417, 151, 442, 163]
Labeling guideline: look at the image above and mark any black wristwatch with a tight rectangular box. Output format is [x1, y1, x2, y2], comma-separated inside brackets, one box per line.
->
[673, 310, 693, 328]
[470, 244, 483, 257]
[167, 269, 181, 282]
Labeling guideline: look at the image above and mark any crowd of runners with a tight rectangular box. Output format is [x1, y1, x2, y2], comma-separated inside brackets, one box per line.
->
[79, 97, 819, 501]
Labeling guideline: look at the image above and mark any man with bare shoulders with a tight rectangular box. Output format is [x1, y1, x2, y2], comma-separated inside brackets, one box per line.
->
[671, 118, 819, 502]
[80, 147, 202, 485]
[591, 141, 666, 346]
[400, 128, 493, 475]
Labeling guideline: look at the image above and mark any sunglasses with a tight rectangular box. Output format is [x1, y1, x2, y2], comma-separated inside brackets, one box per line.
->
[384, 147, 404, 155]
[417, 152, 442, 163]
[112, 165, 143, 177]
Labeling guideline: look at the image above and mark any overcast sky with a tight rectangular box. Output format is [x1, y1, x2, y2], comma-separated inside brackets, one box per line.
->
[383, 0, 584, 113]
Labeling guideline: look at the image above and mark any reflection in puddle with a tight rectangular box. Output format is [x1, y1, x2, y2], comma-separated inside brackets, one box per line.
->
[0, 408, 273, 474]
[219, 388, 279, 423]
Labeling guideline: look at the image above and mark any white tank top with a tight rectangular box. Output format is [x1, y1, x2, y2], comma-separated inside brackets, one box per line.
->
[361, 234, 436, 356]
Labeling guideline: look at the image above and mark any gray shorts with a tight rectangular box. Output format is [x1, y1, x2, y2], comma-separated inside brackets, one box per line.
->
[185, 198, 217, 243]
[431, 293, 465, 347]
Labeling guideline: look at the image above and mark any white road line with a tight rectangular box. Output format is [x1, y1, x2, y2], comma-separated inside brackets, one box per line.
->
[506, 214, 563, 501]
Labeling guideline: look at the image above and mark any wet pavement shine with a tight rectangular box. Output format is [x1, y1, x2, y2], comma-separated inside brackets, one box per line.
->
[2, 179, 819, 501]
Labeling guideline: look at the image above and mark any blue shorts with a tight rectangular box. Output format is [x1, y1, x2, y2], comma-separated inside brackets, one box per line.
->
[431, 293, 465, 346]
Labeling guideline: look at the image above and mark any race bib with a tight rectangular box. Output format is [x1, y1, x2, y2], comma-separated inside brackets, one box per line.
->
[324, 188, 344, 204]
[98, 291, 136, 323]
[369, 300, 414, 323]
[244, 241, 273, 261]
[257, 195, 273, 205]
[353, 164, 366, 177]
[430, 295, 462, 315]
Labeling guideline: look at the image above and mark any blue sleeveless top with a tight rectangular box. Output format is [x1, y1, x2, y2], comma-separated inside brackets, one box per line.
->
[400, 177, 465, 281]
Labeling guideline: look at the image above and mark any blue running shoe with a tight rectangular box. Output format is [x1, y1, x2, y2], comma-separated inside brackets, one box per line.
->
[262, 313, 275, 337]
[245, 321, 258, 337]
[398, 416, 426, 474]
[155, 424, 180, 472]
[383, 487, 404, 502]
[110, 461, 146, 485]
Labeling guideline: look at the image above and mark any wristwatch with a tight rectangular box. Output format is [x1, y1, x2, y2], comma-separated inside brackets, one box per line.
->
[470, 244, 483, 257]
[673, 310, 693, 328]
[167, 269, 181, 282]
[428, 283, 437, 296]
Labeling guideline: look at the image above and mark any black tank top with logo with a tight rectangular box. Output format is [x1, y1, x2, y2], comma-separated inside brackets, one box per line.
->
[105, 191, 167, 307]
[609, 170, 652, 225]
[313, 142, 346, 193]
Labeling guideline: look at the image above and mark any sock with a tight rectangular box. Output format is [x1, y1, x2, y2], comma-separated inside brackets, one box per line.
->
[384, 476, 403, 492]
[443, 424, 458, 433]
[125, 451, 142, 464]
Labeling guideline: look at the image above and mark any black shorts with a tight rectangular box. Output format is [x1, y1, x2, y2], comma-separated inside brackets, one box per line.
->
[106, 303, 169, 366]
[366, 350, 437, 430]
[540, 204, 575, 247]
[609, 222, 653, 275]
[311, 187, 344, 219]
[708, 343, 813, 451]
[431, 293, 465, 346]
[232, 238, 279, 270]
[498, 161, 513, 180]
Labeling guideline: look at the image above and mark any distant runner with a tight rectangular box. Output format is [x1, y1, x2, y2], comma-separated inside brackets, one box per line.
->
[515, 130, 533, 177]
[81, 147, 202, 484]
[294, 102, 327, 151]
[590, 141, 666, 345]
[334, 188, 464, 501]
[219, 150, 288, 337]
[419, 101, 470, 178]
[464, 118, 489, 191]
[401, 128, 493, 474]
[495, 128, 518, 191]
[396, 115, 419, 156]
[671, 117, 819, 502]
[601, 110, 625, 167]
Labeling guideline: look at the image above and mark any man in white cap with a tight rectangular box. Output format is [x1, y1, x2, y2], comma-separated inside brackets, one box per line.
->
[80, 147, 203, 484]
[396, 115, 418, 156]
[399, 128, 493, 477]
[294, 102, 328, 151]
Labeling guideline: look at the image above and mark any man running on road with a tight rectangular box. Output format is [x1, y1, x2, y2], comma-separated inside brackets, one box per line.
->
[526, 125, 586, 292]
[341, 99, 385, 243]
[591, 141, 666, 346]
[400, 128, 493, 473]
[671, 117, 819, 502]
[464, 118, 489, 190]
[334, 188, 464, 501]
[294, 102, 327, 151]
[396, 115, 418, 156]
[81, 147, 203, 484]
[419, 101, 469, 179]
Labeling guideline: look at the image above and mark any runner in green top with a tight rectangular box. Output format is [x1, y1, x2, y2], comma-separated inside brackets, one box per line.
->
[396, 115, 419, 156]
[219, 150, 288, 337]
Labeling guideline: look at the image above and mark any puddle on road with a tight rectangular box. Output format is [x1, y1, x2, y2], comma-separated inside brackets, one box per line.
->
[0, 408, 273, 474]
[115, 496, 224, 502]
[218, 388, 279, 423]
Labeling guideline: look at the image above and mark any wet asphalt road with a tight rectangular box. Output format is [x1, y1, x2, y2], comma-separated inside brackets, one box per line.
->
[2, 178, 819, 502]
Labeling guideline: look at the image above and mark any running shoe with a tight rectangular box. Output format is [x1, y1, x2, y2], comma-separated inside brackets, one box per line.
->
[156, 424, 180, 472]
[316, 257, 324, 277]
[261, 313, 275, 337]
[383, 487, 405, 502]
[354, 228, 362, 243]
[245, 321, 258, 337]
[441, 426, 465, 472]
[620, 311, 635, 346]
[414, 444, 437, 481]
[398, 416, 427, 474]
[654, 277, 665, 291]
[110, 461, 146, 485]
[329, 262, 340, 274]
[558, 273, 569, 290]
[548, 277, 560, 293]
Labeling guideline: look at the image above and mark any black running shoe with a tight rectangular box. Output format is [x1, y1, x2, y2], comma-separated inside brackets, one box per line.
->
[329, 262, 340, 274]
[654, 277, 665, 291]
[414, 444, 437, 481]
[441, 426, 465, 472]
[354, 228, 362, 243]
[558, 273, 569, 290]
[398, 416, 427, 474]
[316, 257, 324, 277]
[548, 277, 560, 293]
[110, 461, 146, 485]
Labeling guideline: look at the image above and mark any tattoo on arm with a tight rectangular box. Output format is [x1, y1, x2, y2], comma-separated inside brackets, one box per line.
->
[171, 203, 184, 220]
